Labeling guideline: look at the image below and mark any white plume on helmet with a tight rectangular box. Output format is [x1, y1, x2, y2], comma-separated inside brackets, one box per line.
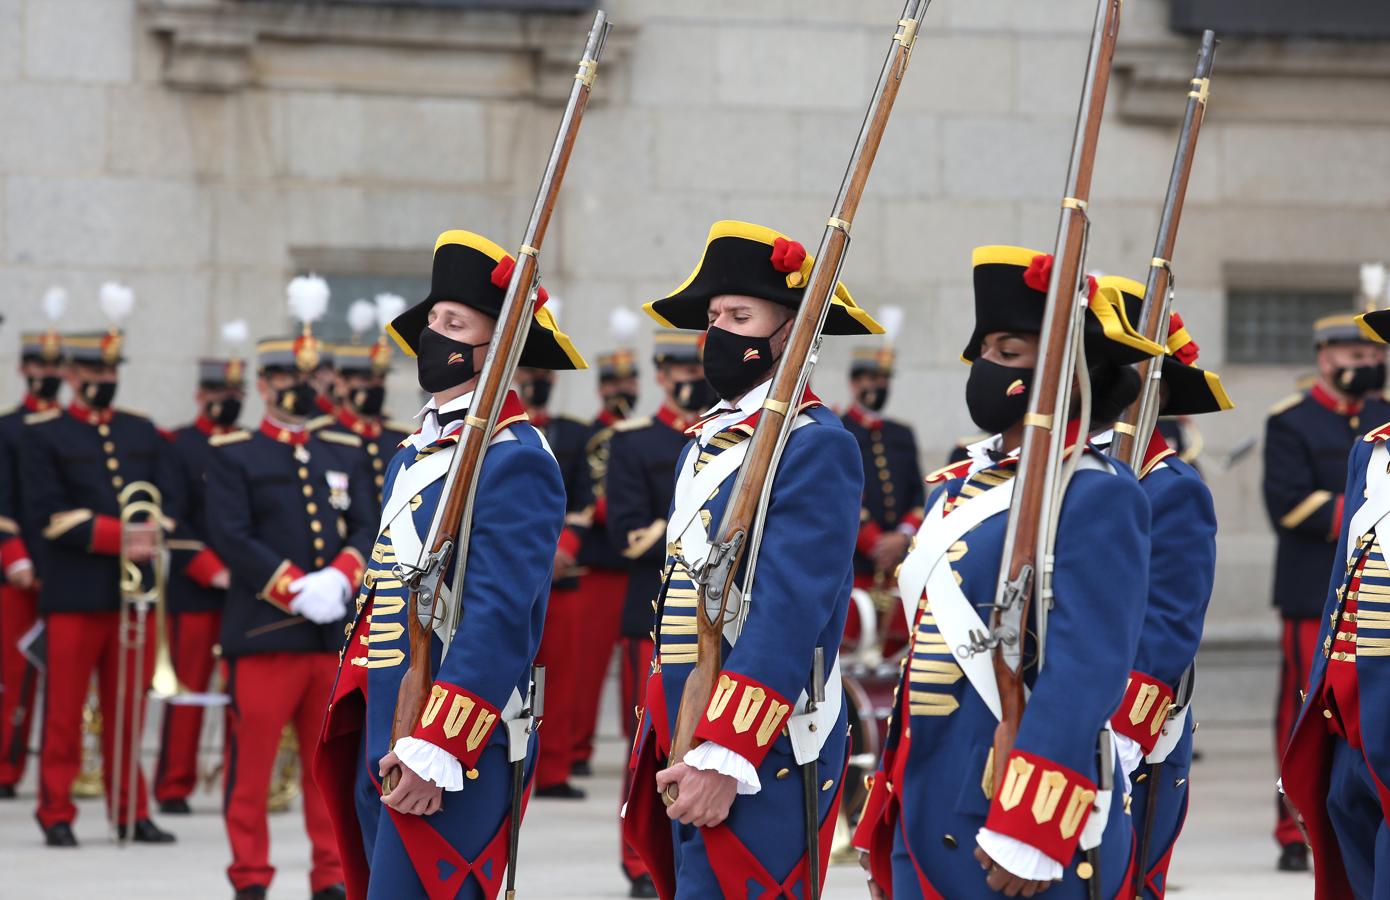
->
[877, 305, 904, 344]
[608, 307, 640, 345]
[374, 293, 407, 331]
[41, 286, 68, 323]
[347, 299, 377, 337]
[220, 319, 250, 347]
[99, 281, 135, 324]
[286, 274, 330, 326]
[1362, 263, 1389, 305]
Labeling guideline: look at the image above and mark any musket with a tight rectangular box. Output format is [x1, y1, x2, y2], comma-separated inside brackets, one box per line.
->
[984, 0, 1122, 864]
[1108, 30, 1218, 468]
[663, 0, 932, 820]
[383, 9, 612, 797]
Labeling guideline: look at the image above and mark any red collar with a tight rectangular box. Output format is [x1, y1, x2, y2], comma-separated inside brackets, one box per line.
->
[684, 387, 822, 437]
[596, 408, 623, 428]
[68, 401, 114, 426]
[1137, 429, 1177, 479]
[194, 415, 238, 438]
[23, 394, 58, 414]
[494, 390, 531, 434]
[1311, 382, 1362, 417]
[846, 404, 883, 431]
[656, 404, 699, 433]
[335, 407, 383, 440]
[315, 394, 338, 416]
[259, 417, 310, 446]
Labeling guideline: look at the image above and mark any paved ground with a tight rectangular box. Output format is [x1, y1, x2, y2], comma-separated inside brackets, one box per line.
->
[0, 718, 1315, 899]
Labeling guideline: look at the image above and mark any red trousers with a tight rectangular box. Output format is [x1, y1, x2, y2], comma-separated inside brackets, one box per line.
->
[224, 652, 342, 892]
[154, 610, 222, 802]
[1275, 617, 1321, 847]
[536, 584, 584, 788]
[570, 568, 628, 767]
[619, 636, 654, 881]
[37, 611, 154, 828]
[0, 583, 39, 787]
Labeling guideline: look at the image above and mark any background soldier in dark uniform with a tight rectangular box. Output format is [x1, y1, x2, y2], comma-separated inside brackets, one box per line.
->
[0, 309, 66, 798]
[604, 331, 708, 899]
[321, 296, 412, 499]
[514, 365, 590, 798]
[1263, 311, 1390, 871]
[21, 294, 178, 846]
[205, 326, 374, 900]
[569, 341, 639, 780]
[153, 340, 246, 815]
[841, 341, 924, 655]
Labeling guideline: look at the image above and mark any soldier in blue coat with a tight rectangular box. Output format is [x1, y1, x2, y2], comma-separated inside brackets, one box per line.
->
[314, 229, 583, 900]
[1281, 303, 1390, 900]
[1093, 276, 1234, 899]
[854, 246, 1162, 899]
[622, 220, 880, 899]
[1264, 312, 1390, 869]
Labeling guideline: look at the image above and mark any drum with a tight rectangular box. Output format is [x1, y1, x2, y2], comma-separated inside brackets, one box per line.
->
[840, 659, 902, 826]
[841, 583, 910, 662]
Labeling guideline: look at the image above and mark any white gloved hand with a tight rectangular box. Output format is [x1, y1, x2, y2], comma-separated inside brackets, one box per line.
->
[289, 567, 352, 624]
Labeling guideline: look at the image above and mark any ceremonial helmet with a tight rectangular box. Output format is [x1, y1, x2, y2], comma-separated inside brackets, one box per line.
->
[198, 319, 249, 388]
[259, 274, 332, 374]
[1350, 263, 1390, 344]
[337, 294, 407, 378]
[21, 286, 67, 363]
[65, 282, 135, 367]
[644, 220, 883, 335]
[385, 230, 586, 370]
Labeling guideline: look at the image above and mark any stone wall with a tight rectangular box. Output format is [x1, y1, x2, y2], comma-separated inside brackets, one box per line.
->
[3, 0, 1389, 640]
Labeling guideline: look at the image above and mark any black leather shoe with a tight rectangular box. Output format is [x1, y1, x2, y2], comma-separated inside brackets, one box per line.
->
[535, 782, 586, 800]
[43, 822, 78, 847]
[233, 887, 266, 900]
[159, 798, 192, 815]
[119, 818, 177, 844]
[0, 784, 17, 799]
[629, 874, 659, 898]
[1278, 842, 1309, 872]
[310, 885, 347, 900]
[570, 759, 593, 778]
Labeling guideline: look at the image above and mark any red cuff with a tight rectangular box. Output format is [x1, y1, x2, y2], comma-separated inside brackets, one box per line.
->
[690, 672, 792, 769]
[900, 508, 925, 532]
[411, 681, 502, 769]
[1110, 670, 1175, 755]
[90, 514, 122, 556]
[1, 536, 30, 571]
[261, 560, 305, 613]
[856, 519, 883, 557]
[185, 547, 228, 589]
[330, 549, 366, 589]
[558, 527, 581, 560]
[984, 749, 1097, 866]
[1332, 493, 1346, 539]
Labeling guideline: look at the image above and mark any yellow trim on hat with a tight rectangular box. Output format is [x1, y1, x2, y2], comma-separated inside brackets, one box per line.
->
[1090, 285, 1165, 358]
[435, 229, 510, 263]
[1166, 327, 1194, 355]
[1204, 368, 1235, 411]
[1355, 313, 1387, 344]
[1317, 313, 1360, 332]
[1096, 274, 1146, 299]
[971, 245, 1047, 269]
[534, 305, 588, 370]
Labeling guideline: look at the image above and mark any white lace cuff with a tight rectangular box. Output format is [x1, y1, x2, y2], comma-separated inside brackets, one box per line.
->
[392, 737, 464, 791]
[975, 828, 1064, 882]
[4, 558, 33, 578]
[1114, 733, 1144, 793]
[682, 740, 761, 795]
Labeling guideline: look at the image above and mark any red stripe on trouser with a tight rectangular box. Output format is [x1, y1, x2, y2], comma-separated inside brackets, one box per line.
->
[36, 612, 153, 828]
[620, 637, 654, 881]
[154, 610, 222, 802]
[535, 584, 584, 788]
[0, 584, 40, 786]
[1275, 617, 1320, 847]
[569, 568, 628, 766]
[223, 652, 343, 892]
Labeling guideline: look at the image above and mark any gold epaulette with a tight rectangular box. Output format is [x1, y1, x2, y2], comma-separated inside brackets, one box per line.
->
[23, 408, 61, 426]
[306, 414, 335, 432]
[318, 429, 363, 448]
[210, 429, 252, 447]
[1268, 392, 1304, 416]
[925, 459, 972, 485]
[614, 416, 652, 433]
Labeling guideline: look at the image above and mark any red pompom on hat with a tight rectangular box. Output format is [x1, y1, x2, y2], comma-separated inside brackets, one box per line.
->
[490, 255, 549, 307]
[1022, 253, 1097, 299]
[769, 237, 807, 274]
[1169, 312, 1200, 365]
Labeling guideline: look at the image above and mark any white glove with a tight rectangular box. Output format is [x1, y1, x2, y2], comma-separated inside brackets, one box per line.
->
[1115, 733, 1145, 792]
[289, 567, 351, 624]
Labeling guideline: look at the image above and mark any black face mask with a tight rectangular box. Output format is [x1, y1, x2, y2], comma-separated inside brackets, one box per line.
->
[206, 397, 242, 427]
[351, 386, 386, 417]
[671, 377, 717, 414]
[859, 386, 889, 413]
[702, 323, 785, 401]
[417, 327, 480, 394]
[603, 391, 637, 418]
[274, 382, 318, 418]
[1335, 363, 1387, 396]
[966, 359, 1034, 435]
[81, 380, 117, 410]
[28, 375, 61, 401]
[519, 376, 553, 409]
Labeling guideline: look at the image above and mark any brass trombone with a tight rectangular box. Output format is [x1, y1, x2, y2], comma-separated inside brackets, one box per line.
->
[110, 481, 179, 844]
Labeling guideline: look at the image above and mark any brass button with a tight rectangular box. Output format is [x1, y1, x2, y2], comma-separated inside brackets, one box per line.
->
[878, 469, 890, 481]
[1077, 861, 1094, 880]
[111, 476, 124, 489]
[306, 502, 318, 514]
[874, 455, 888, 466]
[102, 441, 115, 453]
[942, 834, 957, 849]
[883, 483, 895, 494]
[1323, 708, 1333, 719]
[315, 557, 325, 568]
[375, 475, 385, 489]
[311, 520, 322, 533]
[298, 466, 310, 479]
[314, 537, 325, 550]
[871, 442, 884, 453]
[373, 458, 384, 471]
[106, 458, 119, 471]
[466, 768, 479, 781]
[367, 443, 378, 455]
[98, 425, 110, 437]
[821, 778, 833, 792]
[775, 768, 790, 780]
[302, 485, 314, 498]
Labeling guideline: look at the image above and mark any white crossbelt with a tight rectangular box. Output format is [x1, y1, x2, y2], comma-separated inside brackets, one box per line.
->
[1348, 442, 1390, 564]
